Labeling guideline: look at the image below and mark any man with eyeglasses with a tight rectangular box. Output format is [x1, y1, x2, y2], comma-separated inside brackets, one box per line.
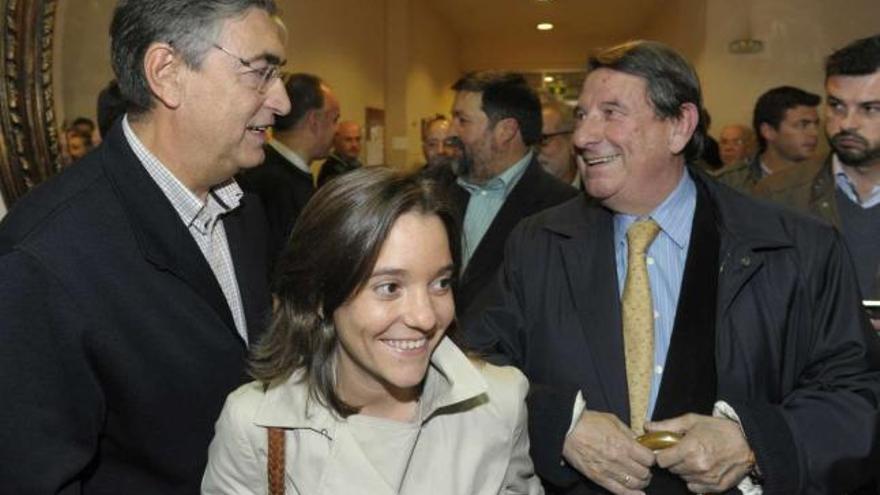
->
[539, 94, 580, 188]
[447, 71, 577, 321]
[417, 115, 460, 189]
[0, 1, 289, 493]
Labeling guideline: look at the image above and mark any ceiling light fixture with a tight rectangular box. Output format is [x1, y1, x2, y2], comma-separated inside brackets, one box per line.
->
[537, 22, 554, 31]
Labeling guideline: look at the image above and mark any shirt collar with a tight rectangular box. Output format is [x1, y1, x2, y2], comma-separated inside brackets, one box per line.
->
[122, 115, 242, 232]
[269, 139, 312, 175]
[832, 154, 880, 207]
[758, 158, 773, 177]
[253, 337, 488, 430]
[456, 150, 533, 196]
[614, 168, 696, 251]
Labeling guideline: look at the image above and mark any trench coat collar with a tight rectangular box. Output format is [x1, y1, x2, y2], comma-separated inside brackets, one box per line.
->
[253, 337, 488, 430]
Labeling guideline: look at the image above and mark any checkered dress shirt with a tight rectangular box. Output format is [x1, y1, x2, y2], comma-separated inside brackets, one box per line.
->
[122, 116, 249, 343]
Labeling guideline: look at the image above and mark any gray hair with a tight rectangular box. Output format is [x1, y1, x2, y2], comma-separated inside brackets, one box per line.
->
[110, 0, 278, 114]
[588, 40, 706, 163]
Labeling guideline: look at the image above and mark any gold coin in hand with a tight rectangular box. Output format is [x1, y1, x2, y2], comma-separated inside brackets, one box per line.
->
[636, 430, 682, 450]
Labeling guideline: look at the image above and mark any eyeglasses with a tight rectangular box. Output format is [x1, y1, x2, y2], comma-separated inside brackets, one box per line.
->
[210, 43, 282, 94]
[539, 130, 573, 147]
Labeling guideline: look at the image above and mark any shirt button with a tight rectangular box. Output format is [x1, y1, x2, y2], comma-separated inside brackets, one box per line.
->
[647, 257, 655, 265]
[481, 191, 487, 196]
[654, 311, 660, 319]
[655, 365, 664, 375]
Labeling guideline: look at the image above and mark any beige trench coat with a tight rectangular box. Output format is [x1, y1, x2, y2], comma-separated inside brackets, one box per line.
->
[201, 338, 543, 494]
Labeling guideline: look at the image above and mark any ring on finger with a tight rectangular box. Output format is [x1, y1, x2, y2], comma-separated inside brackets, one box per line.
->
[622, 473, 632, 485]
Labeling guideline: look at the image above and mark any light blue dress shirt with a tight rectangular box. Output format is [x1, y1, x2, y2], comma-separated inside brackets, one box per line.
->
[613, 169, 696, 420]
[833, 155, 880, 208]
[457, 151, 532, 269]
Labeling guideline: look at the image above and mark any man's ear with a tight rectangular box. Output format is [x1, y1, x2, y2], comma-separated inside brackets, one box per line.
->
[492, 117, 520, 145]
[668, 102, 699, 155]
[143, 42, 184, 110]
[759, 122, 777, 143]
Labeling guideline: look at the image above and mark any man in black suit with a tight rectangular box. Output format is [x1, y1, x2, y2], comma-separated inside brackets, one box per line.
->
[239, 73, 340, 259]
[317, 120, 363, 187]
[463, 41, 880, 494]
[448, 71, 577, 319]
[0, 0, 289, 492]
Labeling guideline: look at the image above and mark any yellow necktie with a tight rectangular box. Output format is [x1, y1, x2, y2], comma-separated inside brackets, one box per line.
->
[622, 218, 661, 434]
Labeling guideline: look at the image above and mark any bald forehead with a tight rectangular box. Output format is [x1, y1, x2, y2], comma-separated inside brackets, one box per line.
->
[426, 119, 450, 135]
[721, 125, 748, 138]
[337, 121, 361, 136]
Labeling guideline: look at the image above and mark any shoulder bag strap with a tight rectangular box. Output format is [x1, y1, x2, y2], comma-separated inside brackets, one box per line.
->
[267, 427, 286, 495]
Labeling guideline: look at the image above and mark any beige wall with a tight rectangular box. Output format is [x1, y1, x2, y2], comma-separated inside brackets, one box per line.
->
[56, 0, 115, 128]
[697, 0, 880, 140]
[53, 0, 459, 170]
[277, 0, 386, 133]
[404, 0, 461, 169]
[48, 0, 880, 171]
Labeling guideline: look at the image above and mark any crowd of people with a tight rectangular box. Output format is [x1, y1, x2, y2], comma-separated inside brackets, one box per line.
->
[0, 0, 879, 494]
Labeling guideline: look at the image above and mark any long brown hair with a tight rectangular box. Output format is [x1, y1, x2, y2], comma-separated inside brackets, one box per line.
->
[249, 168, 460, 416]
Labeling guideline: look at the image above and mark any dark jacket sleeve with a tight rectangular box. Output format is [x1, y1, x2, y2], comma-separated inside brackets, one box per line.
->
[0, 251, 103, 494]
[460, 222, 586, 490]
[721, 227, 880, 494]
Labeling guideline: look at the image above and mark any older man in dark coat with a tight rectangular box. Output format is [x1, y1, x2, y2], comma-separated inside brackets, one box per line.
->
[464, 40, 880, 495]
[0, 0, 289, 492]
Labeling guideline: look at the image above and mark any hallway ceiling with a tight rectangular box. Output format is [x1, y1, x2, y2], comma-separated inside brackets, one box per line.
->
[430, 0, 664, 39]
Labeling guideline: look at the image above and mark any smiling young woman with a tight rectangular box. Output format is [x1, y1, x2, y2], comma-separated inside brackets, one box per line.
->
[202, 167, 542, 494]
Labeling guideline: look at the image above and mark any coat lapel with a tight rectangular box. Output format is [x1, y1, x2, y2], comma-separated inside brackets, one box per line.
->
[551, 199, 629, 420]
[695, 170, 789, 324]
[101, 124, 239, 340]
[223, 196, 271, 345]
[653, 181, 719, 422]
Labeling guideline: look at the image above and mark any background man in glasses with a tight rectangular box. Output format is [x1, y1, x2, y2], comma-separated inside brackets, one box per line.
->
[0, 0, 289, 493]
[539, 94, 580, 188]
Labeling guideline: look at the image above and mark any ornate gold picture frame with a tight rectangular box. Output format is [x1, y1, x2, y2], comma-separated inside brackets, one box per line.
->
[0, 0, 61, 208]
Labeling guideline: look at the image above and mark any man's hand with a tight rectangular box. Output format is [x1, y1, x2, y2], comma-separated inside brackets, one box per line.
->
[563, 409, 655, 495]
[648, 413, 754, 493]
[870, 318, 879, 333]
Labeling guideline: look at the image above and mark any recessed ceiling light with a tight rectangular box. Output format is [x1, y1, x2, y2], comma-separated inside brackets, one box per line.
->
[537, 22, 554, 31]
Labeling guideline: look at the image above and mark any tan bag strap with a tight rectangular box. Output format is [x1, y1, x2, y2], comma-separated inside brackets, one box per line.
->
[267, 427, 286, 495]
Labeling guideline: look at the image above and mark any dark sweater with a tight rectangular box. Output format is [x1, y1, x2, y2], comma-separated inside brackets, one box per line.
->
[835, 189, 880, 298]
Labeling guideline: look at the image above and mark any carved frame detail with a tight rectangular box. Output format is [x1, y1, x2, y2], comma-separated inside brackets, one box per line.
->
[0, 0, 60, 208]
